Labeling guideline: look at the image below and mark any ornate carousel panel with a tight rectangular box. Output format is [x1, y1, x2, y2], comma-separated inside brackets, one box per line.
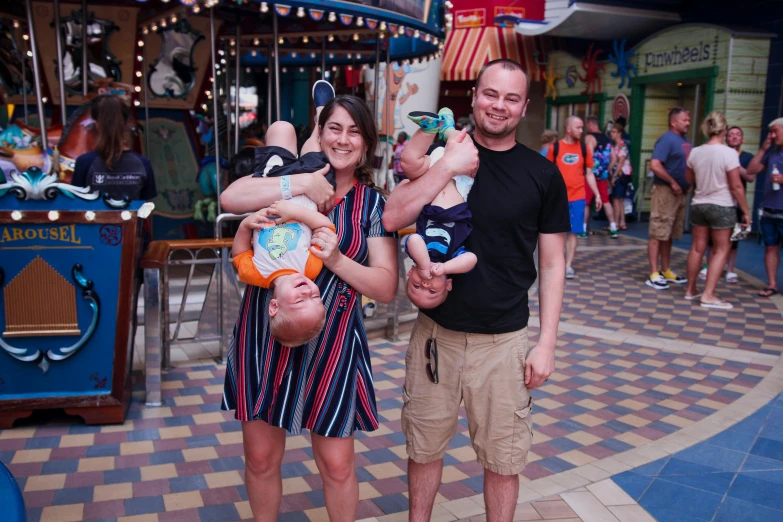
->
[0, 168, 152, 426]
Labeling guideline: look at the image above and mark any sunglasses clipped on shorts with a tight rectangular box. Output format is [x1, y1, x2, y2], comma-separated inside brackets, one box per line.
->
[425, 338, 439, 384]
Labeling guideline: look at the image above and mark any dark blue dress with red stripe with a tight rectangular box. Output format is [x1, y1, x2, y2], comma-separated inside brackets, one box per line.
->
[221, 182, 396, 437]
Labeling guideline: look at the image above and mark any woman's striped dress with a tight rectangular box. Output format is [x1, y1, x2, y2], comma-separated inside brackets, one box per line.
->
[221, 182, 396, 437]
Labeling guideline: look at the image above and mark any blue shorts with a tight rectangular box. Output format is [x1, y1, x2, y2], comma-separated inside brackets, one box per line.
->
[611, 176, 630, 199]
[568, 199, 586, 235]
[761, 216, 783, 247]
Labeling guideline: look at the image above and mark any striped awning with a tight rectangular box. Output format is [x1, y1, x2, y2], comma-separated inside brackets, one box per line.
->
[441, 27, 543, 82]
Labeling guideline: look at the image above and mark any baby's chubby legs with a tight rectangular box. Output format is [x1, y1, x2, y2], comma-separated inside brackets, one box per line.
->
[301, 81, 335, 156]
[400, 130, 437, 181]
[264, 121, 299, 156]
[401, 108, 457, 181]
[300, 105, 326, 156]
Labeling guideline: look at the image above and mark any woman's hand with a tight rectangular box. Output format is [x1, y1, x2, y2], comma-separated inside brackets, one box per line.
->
[741, 211, 751, 229]
[241, 208, 273, 230]
[310, 226, 343, 268]
[301, 166, 335, 212]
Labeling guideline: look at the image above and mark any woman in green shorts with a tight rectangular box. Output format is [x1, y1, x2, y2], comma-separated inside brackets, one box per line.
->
[683, 111, 751, 309]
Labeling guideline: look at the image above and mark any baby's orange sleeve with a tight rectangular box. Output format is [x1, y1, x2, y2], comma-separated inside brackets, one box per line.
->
[233, 250, 272, 288]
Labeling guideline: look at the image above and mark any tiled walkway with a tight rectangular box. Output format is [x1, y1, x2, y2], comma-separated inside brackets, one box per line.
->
[612, 391, 783, 521]
[2, 233, 783, 521]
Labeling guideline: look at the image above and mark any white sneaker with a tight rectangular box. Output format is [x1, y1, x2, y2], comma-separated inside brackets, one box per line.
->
[565, 267, 575, 279]
[698, 267, 707, 280]
[646, 273, 669, 290]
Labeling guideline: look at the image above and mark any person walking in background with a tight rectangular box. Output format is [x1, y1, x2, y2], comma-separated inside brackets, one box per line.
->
[608, 122, 632, 231]
[748, 118, 783, 297]
[646, 107, 692, 290]
[584, 116, 617, 237]
[547, 116, 602, 279]
[683, 112, 749, 310]
[540, 128, 558, 157]
[392, 131, 409, 186]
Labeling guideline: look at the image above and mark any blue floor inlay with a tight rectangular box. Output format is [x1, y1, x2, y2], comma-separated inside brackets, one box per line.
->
[611, 391, 783, 521]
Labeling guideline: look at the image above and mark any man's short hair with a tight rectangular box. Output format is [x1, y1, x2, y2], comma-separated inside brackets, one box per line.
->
[586, 115, 600, 128]
[668, 106, 689, 123]
[769, 118, 783, 129]
[475, 59, 530, 92]
[727, 126, 743, 136]
[565, 115, 582, 128]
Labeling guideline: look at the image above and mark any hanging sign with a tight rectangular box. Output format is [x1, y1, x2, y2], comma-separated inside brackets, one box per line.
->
[454, 8, 485, 28]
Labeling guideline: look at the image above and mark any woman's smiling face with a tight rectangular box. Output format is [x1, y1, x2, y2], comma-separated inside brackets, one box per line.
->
[318, 105, 366, 174]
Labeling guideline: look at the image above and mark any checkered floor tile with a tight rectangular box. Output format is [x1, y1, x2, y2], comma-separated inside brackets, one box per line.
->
[533, 248, 783, 354]
[0, 329, 771, 521]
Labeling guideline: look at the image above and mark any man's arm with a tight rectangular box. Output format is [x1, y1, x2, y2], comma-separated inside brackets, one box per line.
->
[649, 159, 683, 195]
[584, 168, 603, 211]
[748, 134, 772, 177]
[525, 232, 565, 389]
[584, 134, 597, 153]
[382, 131, 479, 231]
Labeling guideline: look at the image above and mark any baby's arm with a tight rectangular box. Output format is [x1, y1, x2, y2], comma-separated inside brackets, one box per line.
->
[232, 209, 273, 256]
[232, 209, 276, 287]
[405, 233, 432, 278]
[269, 199, 333, 230]
[432, 251, 477, 277]
[400, 129, 436, 181]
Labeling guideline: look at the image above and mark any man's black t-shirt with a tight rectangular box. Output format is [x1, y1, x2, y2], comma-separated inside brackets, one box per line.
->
[71, 150, 157, 200]
[422, 140, 570, 334]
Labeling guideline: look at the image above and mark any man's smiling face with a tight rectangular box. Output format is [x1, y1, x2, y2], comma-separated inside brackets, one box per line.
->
[472, 64, 529, 140]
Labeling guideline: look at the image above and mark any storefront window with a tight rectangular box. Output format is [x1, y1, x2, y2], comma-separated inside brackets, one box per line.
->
[550, 101, 600, 136]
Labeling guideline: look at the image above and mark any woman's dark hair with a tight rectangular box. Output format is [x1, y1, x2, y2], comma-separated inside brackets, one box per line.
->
[90, 94, 130, 170]
[317, 95, 381, 193]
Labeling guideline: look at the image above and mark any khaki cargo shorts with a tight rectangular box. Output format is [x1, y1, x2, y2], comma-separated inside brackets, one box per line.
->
[649, 184, 687, 241]
[401, 313, 534, 476]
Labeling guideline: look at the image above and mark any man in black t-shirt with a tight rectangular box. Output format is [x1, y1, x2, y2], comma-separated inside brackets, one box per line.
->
[384, 59, 570, 521]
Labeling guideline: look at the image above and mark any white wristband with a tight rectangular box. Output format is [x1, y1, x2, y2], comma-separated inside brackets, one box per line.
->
[280, 175, 292, 200]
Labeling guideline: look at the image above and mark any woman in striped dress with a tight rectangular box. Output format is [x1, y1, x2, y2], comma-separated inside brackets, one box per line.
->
[220, 95, 399, 521]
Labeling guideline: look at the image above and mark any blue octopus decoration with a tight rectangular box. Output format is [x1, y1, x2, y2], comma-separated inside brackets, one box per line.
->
[608, 39, 637, 89]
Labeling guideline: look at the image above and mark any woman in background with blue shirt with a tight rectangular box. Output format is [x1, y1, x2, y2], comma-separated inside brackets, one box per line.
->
[71, 95, 157, 201]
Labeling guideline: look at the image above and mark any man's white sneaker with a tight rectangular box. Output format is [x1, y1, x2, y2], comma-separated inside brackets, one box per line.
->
[646, 273, 669, 290]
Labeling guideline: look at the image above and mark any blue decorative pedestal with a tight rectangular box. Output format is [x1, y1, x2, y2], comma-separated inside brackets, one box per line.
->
[0, 168, 152, 427]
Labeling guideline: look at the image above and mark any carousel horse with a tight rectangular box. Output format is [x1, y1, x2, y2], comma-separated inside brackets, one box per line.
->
[0, 124, 49, 176]
[0, 80, 139, 183]
[193, 155, 230, 222]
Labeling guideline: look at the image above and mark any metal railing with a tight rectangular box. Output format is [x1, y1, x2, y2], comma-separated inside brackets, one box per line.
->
[140, 235, 242, 406]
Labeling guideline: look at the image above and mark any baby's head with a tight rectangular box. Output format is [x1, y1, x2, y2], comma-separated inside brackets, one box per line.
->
[269, 273, 326, 346]
[406, 267, 452, 309]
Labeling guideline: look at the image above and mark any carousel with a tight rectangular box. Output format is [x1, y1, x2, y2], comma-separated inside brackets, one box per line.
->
[0, 0, 449, 426]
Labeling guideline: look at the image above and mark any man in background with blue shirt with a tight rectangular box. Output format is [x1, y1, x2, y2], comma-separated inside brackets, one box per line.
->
[646, 107, 692, 290]
[749, 118, 783, 297]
